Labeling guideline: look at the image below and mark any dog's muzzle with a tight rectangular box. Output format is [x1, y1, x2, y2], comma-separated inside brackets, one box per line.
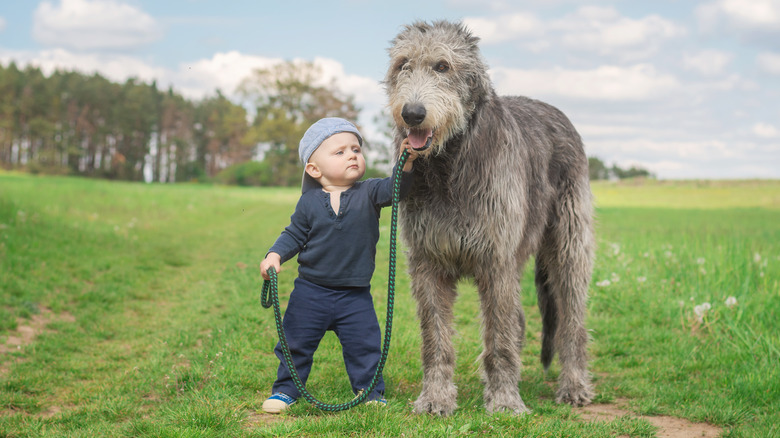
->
[402, 103, 433, 151]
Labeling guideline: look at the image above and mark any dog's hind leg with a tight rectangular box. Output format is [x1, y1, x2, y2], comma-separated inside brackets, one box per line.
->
[537, 180, 595, 407]
[475, 261, 530, 414]
[410, 263, 459, 416]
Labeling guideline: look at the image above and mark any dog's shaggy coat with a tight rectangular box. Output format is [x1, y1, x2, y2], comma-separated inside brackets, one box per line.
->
[385, 20, 595, 415]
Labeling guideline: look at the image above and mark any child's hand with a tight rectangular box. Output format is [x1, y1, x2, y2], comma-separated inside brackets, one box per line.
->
[400, 138, 420, 171]
[260, 252, 282, 281]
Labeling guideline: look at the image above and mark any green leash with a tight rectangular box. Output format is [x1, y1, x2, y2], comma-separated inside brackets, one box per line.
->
[261, 149, 410, 412]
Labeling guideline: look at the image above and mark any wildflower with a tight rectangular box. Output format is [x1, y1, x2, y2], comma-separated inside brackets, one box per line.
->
[696, 257, 705, 265]
[596, 280, 611, 287]
[611, 243, 620, 256]
[610, 272, 620, 282]
[753, 253, 762, 263]
[637, 276, 646, 283]
[725, 296, 737, 308]
[693, 302, 711, 322]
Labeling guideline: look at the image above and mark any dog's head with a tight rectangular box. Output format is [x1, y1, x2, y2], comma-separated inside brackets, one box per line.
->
[384, 20, 493, 156]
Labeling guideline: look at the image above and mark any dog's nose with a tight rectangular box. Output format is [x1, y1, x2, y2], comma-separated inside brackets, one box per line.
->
[402, 103, 426, 126]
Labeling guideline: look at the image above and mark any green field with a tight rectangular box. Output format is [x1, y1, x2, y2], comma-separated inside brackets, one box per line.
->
[1, 173, 778, 437]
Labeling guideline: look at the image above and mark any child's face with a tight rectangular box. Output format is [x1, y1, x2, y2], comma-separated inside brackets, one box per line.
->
[307, 132, 366, 188]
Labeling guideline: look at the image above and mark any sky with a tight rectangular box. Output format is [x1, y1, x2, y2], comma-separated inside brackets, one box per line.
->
[1, 0, 779, 179]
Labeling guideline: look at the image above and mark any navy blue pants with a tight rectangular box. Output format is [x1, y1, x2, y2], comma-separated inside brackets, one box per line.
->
[272, 277, 385, 400]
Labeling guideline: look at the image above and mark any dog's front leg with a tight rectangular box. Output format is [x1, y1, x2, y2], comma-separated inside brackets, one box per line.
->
[475, 262, 530, 415]
[410, 264, 458, 416]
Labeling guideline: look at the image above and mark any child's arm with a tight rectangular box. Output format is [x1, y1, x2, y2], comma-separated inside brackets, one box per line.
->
[260, 252, 282, 281]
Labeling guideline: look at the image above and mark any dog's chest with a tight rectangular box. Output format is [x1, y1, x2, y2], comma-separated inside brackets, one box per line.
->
[402, 192, 491, 269]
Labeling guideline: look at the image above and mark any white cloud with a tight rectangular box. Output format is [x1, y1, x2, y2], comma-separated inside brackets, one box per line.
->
[32, 0, 163, 51]
[0, 47, 169, 83]
[174, 51, 283, 100]
[683, 50, 733, 75]
[588, 137, 771, 179]
[491, 64, 681, 101]
[466, 7, 685, 61]
[463, 13, 544, 44]
[697, 0, 780, 42]
[753, 122, 779, 138]
[0, 16, 6, 32]
[757, 52, 780, 74]
[552, 7, 686, 59]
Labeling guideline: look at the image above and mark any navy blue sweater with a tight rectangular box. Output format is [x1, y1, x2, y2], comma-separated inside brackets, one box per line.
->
[269, 167, 414, 288]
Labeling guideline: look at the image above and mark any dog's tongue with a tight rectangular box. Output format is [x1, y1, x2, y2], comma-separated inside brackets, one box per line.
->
[408, 128, 433, 150]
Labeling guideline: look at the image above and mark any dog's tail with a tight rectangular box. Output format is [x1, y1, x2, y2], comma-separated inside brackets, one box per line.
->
[536, 260, 557, 370]
[536, 175, 594, 373]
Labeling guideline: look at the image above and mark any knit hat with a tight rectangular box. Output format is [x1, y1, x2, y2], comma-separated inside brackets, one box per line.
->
[299, 117, 363, 193]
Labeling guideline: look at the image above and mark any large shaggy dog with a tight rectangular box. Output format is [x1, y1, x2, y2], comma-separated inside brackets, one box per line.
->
[385, 20, 595, 415]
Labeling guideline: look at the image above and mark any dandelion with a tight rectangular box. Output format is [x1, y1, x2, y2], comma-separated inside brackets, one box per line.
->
[693, 302, 711, 322]
[596, 279, 611, 287]
[725, 296, 737, 308]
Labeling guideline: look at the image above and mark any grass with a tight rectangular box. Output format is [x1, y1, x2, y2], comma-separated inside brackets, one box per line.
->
[1, 172, 778, 437]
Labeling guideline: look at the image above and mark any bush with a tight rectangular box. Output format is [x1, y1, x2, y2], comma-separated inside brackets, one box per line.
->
[214, 161, 272, 186]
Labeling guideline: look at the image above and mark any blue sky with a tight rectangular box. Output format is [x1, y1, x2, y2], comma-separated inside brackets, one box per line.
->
[1, 0, 779, 179]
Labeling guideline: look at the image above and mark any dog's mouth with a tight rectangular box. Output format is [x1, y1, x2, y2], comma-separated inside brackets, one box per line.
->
[407, 128, 434, 151]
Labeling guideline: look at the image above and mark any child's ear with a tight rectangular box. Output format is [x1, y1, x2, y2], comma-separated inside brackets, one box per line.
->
[305, 162, 321, 179]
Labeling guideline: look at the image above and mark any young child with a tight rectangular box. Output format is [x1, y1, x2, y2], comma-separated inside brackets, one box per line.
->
[260, 117, 418, 414]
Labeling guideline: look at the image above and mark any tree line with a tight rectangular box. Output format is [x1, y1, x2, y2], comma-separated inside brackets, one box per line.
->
[588, 156, 655, 181]
[0, 61, 362, 184]
[1, 61, 651, 184]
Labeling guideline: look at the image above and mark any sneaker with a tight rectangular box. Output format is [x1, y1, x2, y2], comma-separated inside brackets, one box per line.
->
[365, 397, 387, 407]
[262, 392, 296, 414]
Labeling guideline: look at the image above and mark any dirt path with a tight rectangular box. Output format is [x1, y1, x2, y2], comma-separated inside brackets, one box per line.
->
[0, 308, 76, 375]
[577, 400, 722, 438]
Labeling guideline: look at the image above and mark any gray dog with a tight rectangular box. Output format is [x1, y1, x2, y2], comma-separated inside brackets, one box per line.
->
[384, 20, 595, 415]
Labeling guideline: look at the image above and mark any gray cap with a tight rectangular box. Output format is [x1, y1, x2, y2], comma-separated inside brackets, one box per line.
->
[299, 117, 363, 193]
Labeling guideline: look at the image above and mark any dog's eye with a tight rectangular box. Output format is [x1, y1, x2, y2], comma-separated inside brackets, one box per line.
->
[397, 59, 409, 71]
[434, 62, 450, 73]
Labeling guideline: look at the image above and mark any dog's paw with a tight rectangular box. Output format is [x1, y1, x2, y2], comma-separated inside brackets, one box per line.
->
[556, 384, 594, 407]
[484, 387, 531, 415]
[485, 399, 531, 415]
[413, 396, 457, 416]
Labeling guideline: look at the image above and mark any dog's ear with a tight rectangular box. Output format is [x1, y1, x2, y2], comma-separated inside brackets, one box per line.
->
[466, 69, 493, 106]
